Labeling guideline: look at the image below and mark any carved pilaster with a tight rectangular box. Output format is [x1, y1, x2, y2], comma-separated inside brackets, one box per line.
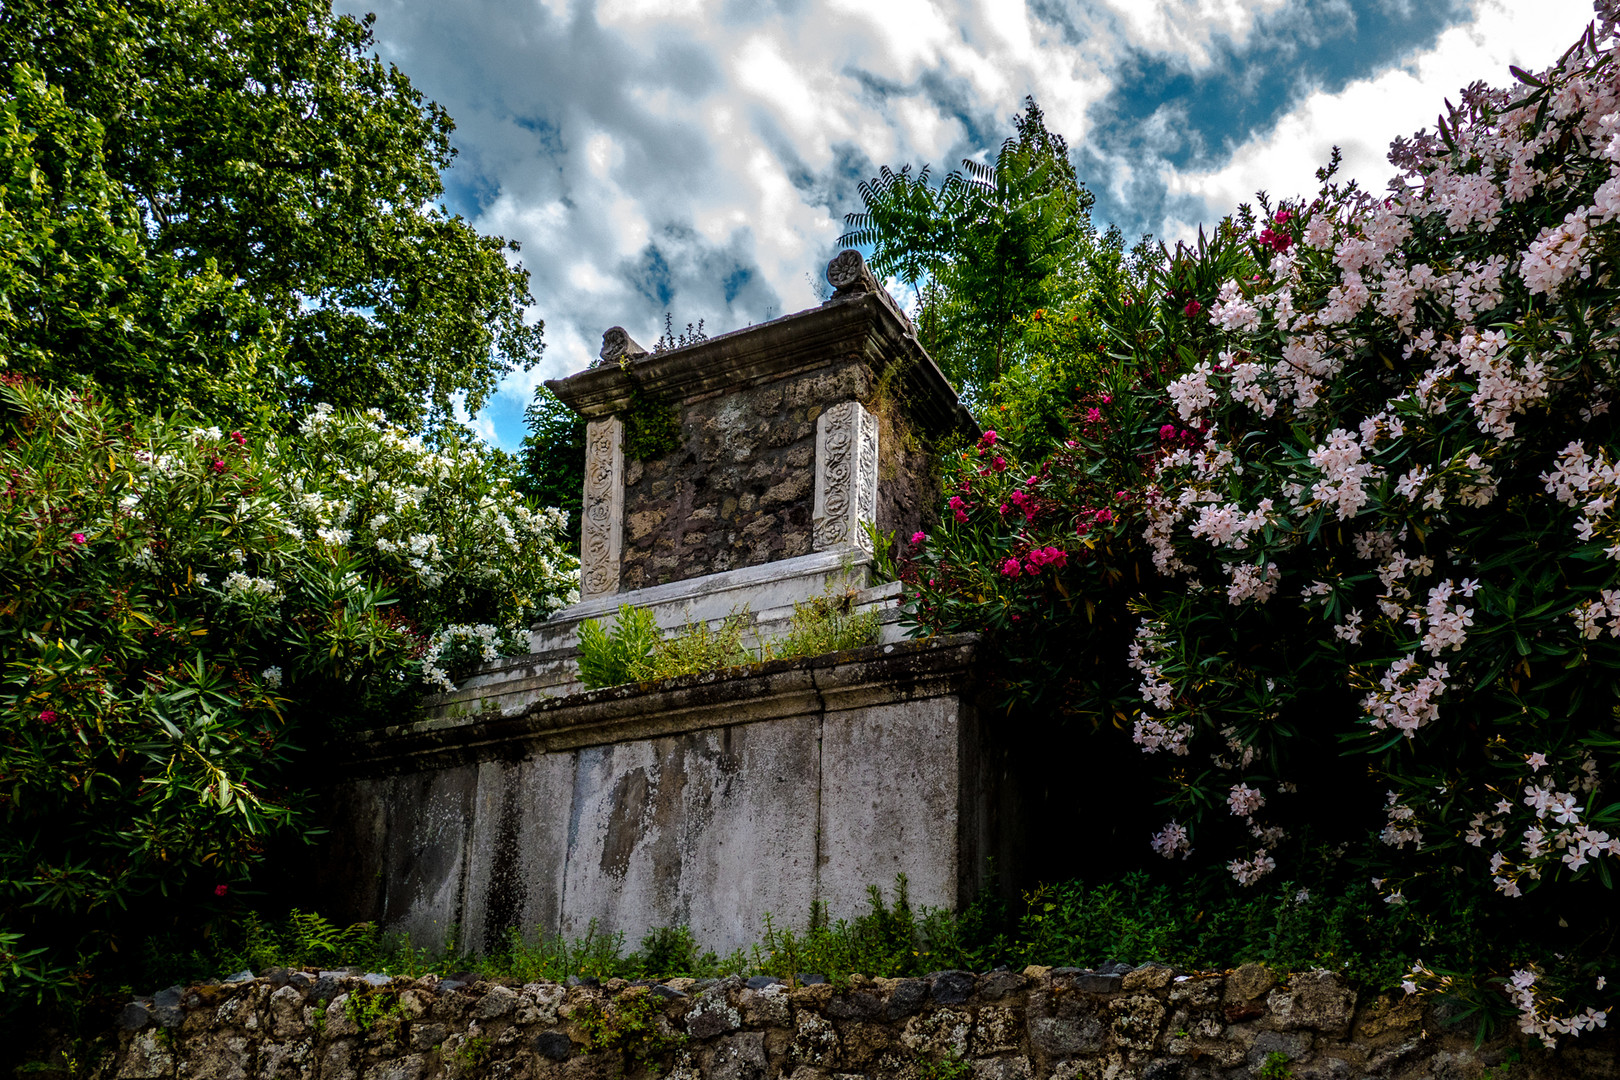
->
[812, 401, 880, 553]
[580, 416, 624, 598]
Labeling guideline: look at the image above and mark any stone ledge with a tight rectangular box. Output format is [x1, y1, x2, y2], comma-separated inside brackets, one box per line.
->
[344, 634, 980, 775]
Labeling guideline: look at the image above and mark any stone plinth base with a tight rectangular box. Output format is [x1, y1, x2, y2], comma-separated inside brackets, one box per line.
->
[317, 635, 1009, 956]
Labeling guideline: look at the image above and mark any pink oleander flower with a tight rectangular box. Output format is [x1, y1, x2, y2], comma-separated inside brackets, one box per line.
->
[1274, 208, 1292, 224]
[910, 531, 926, 545]
[990, 455, 1007, 473]
[948, 495, 965, 510]
[1183, 299, 1203, 317]
[215, 884, 229, 897]
[1000, 557, 1022, 578]
[953, 509, 968, 523]
[978, 430, 998, 449]
[38, 709, 57, 724]
[1527, 752, 1549, 772]
[1159, 423, 1177, 441]
[70, 532, 86, 545]
[210, 459, 227, 474]
[1084, 407, 1101, 423]
[1094, 509, 1114, 524]
[1100, 394, 1112, 404]
[1025, 546, 1068, 573]
[229, 431, 246, 445]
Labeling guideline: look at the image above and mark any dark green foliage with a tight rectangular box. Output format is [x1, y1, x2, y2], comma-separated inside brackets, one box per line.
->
[840, 98, 1122, 405]
[0, 64, 279, 423]
[576, 605, 663, 690]
[0, 0, 543, 431]
[621, 387, 683, 462]
[517, 387, 586, 552]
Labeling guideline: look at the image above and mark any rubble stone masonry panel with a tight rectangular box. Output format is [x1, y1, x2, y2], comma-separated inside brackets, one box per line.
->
[617, 359, 933, 592]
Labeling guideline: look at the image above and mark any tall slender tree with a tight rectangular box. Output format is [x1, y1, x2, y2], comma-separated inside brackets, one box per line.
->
[839, 98, 1100, 396]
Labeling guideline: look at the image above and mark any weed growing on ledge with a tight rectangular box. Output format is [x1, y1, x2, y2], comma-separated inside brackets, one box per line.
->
[575, 587, 880, 691]
[575, 987, 686, 1078]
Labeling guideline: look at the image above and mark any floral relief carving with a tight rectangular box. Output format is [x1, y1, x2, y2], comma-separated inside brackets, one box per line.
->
[580, 416, 623, 597]
[813, 401, 878, 552]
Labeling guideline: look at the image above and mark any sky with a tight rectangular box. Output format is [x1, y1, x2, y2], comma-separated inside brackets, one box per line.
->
[338, 0, 1602, 450]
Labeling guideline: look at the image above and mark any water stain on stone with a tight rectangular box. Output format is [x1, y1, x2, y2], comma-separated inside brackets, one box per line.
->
[600, 766, 650, 879]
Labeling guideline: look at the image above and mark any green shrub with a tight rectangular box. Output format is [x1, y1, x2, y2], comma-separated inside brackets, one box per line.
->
[768, 589, 879, 660]
[634, 612, 753, 681]
[578, 588, 881, 692]
[0, 379, 576, 1001]
[576, 605, 662, 689]
[905, 22, 1620, 1040]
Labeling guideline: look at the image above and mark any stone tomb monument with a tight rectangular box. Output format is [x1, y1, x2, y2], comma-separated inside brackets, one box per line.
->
[318, 253, 1026, 956]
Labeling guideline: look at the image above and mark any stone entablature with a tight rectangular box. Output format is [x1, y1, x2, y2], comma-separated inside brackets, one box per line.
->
[547, 252, 975, 598]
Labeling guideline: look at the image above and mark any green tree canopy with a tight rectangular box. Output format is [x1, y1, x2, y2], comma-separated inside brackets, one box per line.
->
[0, 0, 542, 431]
[840, 98, 1120, 402]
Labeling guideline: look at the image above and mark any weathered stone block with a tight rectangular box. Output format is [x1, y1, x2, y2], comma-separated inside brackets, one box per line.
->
[710, 1030, 768, 1080]
[972, 1005, 1023, 1055]
[976, 972, 1027, 1000]
[1027, 1016, 1105, 1058]
[534, 1030, 572, 1061]
[790, 1011, 840, 1065]
[477, 984, 519, 1019]
[1247, 1029, 1312, 1072]
[177, 1031, 252, 1080]
[1108, 994, 1166, 1051]
[927, 971, 975, 1006]
[1225, 963, 1276, 1003]
[900, 1008, 970, 1058]
[687, 991, 743, 1040]
[825, 991, 882, 1021]
[740, 986, 792, 1028]
[1168, 976, 1223, 1007]
[1122, 964, 1178, 992]
[834, 1021, 892, 1068]
[267, 986, 305, 1039]
[886, 979, 927, 1020]
[970, 1057, 1033, 1080]
[1266, 971, 1355, 1037]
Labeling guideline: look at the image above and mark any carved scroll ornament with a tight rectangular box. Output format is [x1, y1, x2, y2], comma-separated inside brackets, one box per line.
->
[813, 401, 879, 552]
[580, 416, 624, 597]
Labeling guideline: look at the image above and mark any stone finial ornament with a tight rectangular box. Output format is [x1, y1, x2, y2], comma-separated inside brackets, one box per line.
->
[597, 326, 648, 367]
[826, 249, 881, 298]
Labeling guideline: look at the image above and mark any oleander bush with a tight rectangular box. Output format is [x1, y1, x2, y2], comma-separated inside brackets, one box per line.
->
[907, 10, 1620, 1043]
[0, 378, 576, 999]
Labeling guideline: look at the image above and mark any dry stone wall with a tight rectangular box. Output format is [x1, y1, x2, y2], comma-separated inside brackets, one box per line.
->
[83, 963, 1615, 1079]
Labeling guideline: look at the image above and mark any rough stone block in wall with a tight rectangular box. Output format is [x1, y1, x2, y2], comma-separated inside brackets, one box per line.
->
[71, 963, 1614, 1080]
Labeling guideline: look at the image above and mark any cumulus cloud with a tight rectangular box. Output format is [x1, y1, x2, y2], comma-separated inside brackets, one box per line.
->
[342, 0, 1599, 449]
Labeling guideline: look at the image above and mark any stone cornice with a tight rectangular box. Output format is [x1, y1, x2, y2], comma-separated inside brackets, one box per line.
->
[545, 294, 978, 441]
[338, 634, 979, 776]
